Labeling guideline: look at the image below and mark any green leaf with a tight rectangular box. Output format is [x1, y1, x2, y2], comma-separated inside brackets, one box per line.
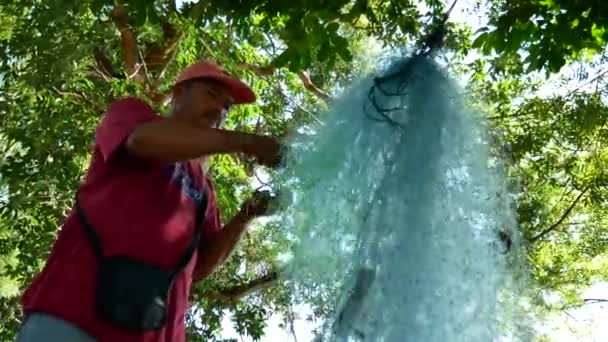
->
[317, 41, 332, 63]
[134, 1, 148, 27]
[3, 1, 608, 341]
[299, 50, 312, 70]
[331, 35, 352, 62]
[273, 48, 293, 69]
[146, 5, 160, 25]
[474, 26, 490, 35]
[90, 0, 110, 13]
[472, 32, 488, 49]
[547, 50, 566, 73]
[326, 21, 339, 33]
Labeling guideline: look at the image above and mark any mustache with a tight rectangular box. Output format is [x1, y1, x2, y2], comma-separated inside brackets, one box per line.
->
[199, 109, 227, 127]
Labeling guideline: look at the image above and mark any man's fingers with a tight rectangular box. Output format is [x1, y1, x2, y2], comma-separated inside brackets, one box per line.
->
[246, 190, 275, 216]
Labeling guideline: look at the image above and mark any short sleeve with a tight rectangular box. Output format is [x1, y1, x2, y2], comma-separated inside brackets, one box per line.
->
[95, 97, 160, 162]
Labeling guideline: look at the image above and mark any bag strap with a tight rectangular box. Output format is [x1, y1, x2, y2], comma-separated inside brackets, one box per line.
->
[170, 192, 208, 278]
[75, 189, 208, 276]
[74, 191, 104, 261]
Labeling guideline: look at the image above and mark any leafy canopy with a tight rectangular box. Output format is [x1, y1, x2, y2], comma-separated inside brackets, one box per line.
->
[1, 0, 608, 340]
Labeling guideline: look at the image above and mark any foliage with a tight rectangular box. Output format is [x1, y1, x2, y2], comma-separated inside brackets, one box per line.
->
[473, 0, 608, 74]
[0, 0, 463, 340]
[459, 39, 608, 316]
[1, 0, 608, 340]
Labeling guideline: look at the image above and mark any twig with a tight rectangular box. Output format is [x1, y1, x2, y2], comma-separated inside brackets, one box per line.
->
[52, 86, 101, 110]
[287, 306, 298, 342]
[563, 310, 578, 322]
[297, 70, 332, 103]
[128, 63, 145, 81]
[530, 186, 589, 243]
[264, 32, 277, 55]
[201, 270, 279, 302]
[145, 23, 184, 80]
[567, 68, 608, 96]
[90, 67, 112, 82]
[93, 47, 119, 80]
[138, 48, 153, 86]
[559, 298, 608, 312]
[237, 63, 275, 77]
[254, 170, 271, 189]
[236, 62, 334, 104]
[112, 3, 143, 82]
[272, 83, 323, 125]
[150, 35, 182, 89]
[149, 88, 173, 107]
[582, 298, 608, 305]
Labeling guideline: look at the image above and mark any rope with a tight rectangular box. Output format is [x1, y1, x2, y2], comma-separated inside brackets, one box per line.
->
[364, 0, 459, 128]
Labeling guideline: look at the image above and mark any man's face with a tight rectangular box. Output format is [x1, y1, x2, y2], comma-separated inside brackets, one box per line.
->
[176, 79, 234, 128]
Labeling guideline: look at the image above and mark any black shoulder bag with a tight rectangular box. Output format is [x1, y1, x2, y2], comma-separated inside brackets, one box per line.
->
[74, 192, 207, 331]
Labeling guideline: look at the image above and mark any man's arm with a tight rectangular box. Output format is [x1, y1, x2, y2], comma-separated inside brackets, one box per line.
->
[126, 119, 275, 164]
[193, 190, 272, 282]
[192, 210, 251, 281]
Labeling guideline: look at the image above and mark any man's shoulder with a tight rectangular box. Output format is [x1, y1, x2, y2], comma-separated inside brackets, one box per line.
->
[106, 96, 159, 118]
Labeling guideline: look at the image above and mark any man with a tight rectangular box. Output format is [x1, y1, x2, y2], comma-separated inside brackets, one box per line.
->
[17, 60, 283, 342]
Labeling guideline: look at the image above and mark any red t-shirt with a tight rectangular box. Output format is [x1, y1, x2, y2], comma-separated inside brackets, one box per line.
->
[21, 97, 222, 342]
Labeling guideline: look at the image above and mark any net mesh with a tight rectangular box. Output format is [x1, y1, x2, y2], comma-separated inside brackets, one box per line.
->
[272, 54, 534, 341]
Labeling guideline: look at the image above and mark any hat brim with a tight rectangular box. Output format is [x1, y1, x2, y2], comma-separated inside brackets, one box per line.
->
[208, 74, 256, 105]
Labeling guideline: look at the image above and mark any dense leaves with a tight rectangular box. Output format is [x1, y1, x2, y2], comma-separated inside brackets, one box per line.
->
[473, 0, 608, 74]
[462, 37, 608, 338]
[0, 0, 462, 340]
[1, 0, 607, 340]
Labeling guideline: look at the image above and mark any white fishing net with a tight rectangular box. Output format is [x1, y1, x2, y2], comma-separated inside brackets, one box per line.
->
[272, 54, 535, 342]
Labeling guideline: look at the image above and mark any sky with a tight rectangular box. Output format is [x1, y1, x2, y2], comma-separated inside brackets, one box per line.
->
[174, 0, 608, 341]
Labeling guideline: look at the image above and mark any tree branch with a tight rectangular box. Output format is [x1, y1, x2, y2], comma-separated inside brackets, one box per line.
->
[297, 70, 332, 103]
[106, 7, 184, 104]
[144, 22, 184, 77]
[52, 86, 103, 112]
[112, 3, 144, 82]
[149, 88, 173, 107]
[145, 25, 185, 103]
[559, 298, 608, 311]
[238, 63, 274, 76]
[530, 186, 589, 243]
[237, 63, 333, 103]
[566, 68, 608, 97]
[93, 47, 119, 80]
[201, 270, 279, 302]
[582, 298, 608, 305]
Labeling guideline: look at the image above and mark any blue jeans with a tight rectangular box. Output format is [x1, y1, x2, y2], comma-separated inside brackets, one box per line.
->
[16, 313, 96, 342]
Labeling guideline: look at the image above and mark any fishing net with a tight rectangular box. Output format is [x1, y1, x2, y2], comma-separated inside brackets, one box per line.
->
[271, 52, 534, 341]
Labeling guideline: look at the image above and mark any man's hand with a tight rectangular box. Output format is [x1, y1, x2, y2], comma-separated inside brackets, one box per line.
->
[238, 190, 275, 220]
[248, 136, 284, 169]
[194, 190, 274, 281]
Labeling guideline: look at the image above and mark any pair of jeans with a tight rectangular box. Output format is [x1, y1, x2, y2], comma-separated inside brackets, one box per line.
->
[16, 313, 96, 342]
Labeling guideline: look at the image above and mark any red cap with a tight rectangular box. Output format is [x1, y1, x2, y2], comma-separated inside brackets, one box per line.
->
[174, 60, 256, 104]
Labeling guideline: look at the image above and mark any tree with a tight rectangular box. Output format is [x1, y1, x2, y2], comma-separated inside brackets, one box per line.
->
[459, 3, 608, 327]
[472, 0, 608, 74]
[0, 0, 466, 340]
[4, 0, 606, 340]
